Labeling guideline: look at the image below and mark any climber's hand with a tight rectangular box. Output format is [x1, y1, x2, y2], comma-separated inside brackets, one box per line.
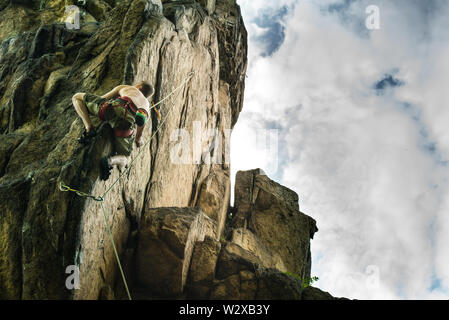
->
[136, 138, 144, 148]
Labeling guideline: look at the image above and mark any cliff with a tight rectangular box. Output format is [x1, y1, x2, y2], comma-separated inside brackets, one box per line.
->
[0, 0, 339, 300]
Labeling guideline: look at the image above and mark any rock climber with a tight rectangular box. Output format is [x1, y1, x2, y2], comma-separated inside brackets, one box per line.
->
[71, 81, 154, 181]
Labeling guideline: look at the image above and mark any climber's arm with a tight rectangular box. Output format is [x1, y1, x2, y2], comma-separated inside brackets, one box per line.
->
[101, 85, 127, 99]
[135, 124, 145, 147]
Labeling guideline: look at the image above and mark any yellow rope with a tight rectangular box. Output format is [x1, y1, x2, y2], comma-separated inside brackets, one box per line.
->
[59, 71, 195, 300]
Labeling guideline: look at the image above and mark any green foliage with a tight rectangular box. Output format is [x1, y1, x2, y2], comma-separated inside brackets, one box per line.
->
[303, 276, 319, 289]
[284, 272, 319, 290]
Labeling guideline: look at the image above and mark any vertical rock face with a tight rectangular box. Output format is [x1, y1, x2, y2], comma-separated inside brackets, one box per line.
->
[0, 0, 247, 299]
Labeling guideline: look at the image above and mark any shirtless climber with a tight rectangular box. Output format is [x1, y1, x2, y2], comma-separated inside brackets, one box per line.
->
[71, 81, 154, 181]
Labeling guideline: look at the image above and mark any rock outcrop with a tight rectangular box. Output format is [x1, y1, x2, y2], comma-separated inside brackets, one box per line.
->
[0, 0, 339, 301]
[126, 169, 320, 300]
[301, 286, 346, 300]
[232, 169, 318, 280]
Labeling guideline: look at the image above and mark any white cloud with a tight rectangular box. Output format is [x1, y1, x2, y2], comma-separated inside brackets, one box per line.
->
[233, 0, 449, 299]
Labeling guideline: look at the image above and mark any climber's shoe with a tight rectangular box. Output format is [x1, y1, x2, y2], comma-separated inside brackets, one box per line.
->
[100, 157, 112, 181]
[78, 128, 97, 145]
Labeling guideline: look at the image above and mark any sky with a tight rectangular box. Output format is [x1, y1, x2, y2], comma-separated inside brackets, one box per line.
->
[231, 0, 449, 300]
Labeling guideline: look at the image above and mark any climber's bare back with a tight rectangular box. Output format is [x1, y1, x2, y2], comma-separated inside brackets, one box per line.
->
[115, 85, 150, 110]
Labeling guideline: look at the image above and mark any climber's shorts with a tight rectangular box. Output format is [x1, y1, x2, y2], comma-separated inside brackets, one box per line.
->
[83, 93, 134, 156]
[83, 93, 107, 117]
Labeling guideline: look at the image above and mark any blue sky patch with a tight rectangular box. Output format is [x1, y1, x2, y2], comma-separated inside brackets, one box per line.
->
[375, 74, 405, 92]
[252, 6, 291, 57]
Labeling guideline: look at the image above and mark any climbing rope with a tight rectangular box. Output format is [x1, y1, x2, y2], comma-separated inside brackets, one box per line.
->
[148, 71, 194, 111]
[59, 71, 195, 300]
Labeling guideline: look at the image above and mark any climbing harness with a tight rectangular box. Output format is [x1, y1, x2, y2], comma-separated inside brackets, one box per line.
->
[98, 96, 137, 122]
[59, 71, 195, 300]
[98, 96, 151, 137]
[118, 96, 139, 125]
